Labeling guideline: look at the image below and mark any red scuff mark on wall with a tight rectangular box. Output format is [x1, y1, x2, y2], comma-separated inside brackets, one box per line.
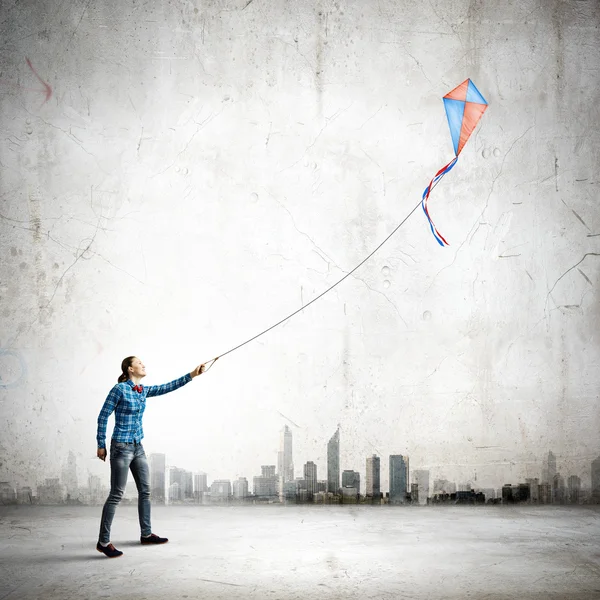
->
[25, 57, 52, 104]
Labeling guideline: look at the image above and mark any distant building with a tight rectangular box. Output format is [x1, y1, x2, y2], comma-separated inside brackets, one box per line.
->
[168, 467, 193, 502]
[281, 479, 298, 501]
[0, 482, 16, 504]
[37, 478, 65, 504]
[303, 462, 317, 499]
[88, 474, 106, 505]
[168, 482, 180, 503]
[500, 483, 530, 504]
[327, 428, 340, 494]
[568, 475, 581, 504]
[253, 466, 279, 499]
[502, 484, 514, 504]
[233, 477, 249, 499]
[262, 465, 276, 478]
[342, 470, 360, 494]
[429, 492, 457, 505]
[412, 470, 430, 504]
[434, 479, 456, 495]
[184, 471, 193, 499]
[295, 477, 307, 495]
[456, 490, 485, 504]
[552, 474, 565, 504]
[342, 487, 359, 504]
[410, 483, 419, 504]
[277, 426, 294, 483]
[538, 482, 551, 504]
[525, 478, 539, 503]
[592, 456, 600, 503]
[542, 451, 557, 483]
[62, 451, 78, 498]
[479, 488, 496, 502]
[194, 472, 208, 502]
[150, 454, 166, 504]
[516, 483, 530, 503]
[366, 455, 380, 500]
[210, 479, 232, 501]
[389, 455, 409, 505]
[17, 486, 33, 505]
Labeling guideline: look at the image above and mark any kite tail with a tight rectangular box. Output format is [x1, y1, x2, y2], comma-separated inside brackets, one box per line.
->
[421, 156, 459, 246]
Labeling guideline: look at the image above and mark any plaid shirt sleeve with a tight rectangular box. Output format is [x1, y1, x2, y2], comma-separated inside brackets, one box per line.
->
[97, 385, 122, 449]
[146, 373, 192, 398]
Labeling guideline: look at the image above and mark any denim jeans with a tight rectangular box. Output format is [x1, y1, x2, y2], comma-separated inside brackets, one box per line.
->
[99, 440, 151, 543]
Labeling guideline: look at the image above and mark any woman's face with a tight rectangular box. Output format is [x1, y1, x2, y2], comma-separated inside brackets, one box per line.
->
[128, 357, 146, 379]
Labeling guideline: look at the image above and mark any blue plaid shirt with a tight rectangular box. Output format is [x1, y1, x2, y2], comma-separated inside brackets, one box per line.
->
[97, 374, 192, 448]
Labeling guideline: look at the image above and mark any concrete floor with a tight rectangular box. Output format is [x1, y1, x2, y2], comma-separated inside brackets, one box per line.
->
[1, 505, 600, 599]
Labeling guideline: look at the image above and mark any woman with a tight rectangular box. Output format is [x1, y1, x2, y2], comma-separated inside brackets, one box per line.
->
[96, 356, 206, 558]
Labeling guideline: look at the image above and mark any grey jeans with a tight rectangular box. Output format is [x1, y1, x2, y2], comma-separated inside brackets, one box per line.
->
[98, 440, 151, 543]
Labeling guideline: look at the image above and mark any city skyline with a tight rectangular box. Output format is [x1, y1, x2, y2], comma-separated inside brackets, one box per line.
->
[2, 442, 598, 507]
[2, 425, 600, 504]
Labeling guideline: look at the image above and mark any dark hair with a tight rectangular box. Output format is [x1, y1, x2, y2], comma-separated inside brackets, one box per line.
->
[118, 356, 137, 383]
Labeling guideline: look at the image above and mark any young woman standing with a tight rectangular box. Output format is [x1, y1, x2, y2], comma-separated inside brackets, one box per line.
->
[96, 356, 206, 558]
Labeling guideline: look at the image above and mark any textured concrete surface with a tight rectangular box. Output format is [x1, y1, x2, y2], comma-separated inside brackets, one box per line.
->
[1, 0, 600, 501]
[1, 505, 600, 599]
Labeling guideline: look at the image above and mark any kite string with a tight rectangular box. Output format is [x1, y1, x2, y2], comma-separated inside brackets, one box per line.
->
[204, 171, 453, 366]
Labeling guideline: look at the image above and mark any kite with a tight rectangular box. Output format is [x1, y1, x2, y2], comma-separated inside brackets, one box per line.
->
[421, 78, 488, 246]
[202, 79, 489, 368]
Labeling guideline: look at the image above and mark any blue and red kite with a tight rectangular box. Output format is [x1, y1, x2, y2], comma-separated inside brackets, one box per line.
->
[422, 79, 488, 246]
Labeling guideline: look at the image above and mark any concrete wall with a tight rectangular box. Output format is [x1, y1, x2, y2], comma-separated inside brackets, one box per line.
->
[1, 0, 599, 493]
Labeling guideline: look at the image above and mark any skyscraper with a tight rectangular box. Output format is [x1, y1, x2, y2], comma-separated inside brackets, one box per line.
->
[182, 470, 194, 500]
[304, 461, 317, 499]
[413, 469, 430, 504]
[389, 455, 409, 504]
[61, 451, 78, 498]
[543, 451, 557, 483]
[150, 453, 166, 504]
[552, 473, 565, 504]
[277, 425, 294, 483]
[548, 452, 557, 480]
[194, 471, 208, 502]
[567, 475, 581, 504]
[327, 428, 340, 494]
[366, 455, 380, 499]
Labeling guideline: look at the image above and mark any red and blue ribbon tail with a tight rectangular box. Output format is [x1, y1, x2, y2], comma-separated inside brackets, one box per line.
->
[421, 156, 459, 246]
